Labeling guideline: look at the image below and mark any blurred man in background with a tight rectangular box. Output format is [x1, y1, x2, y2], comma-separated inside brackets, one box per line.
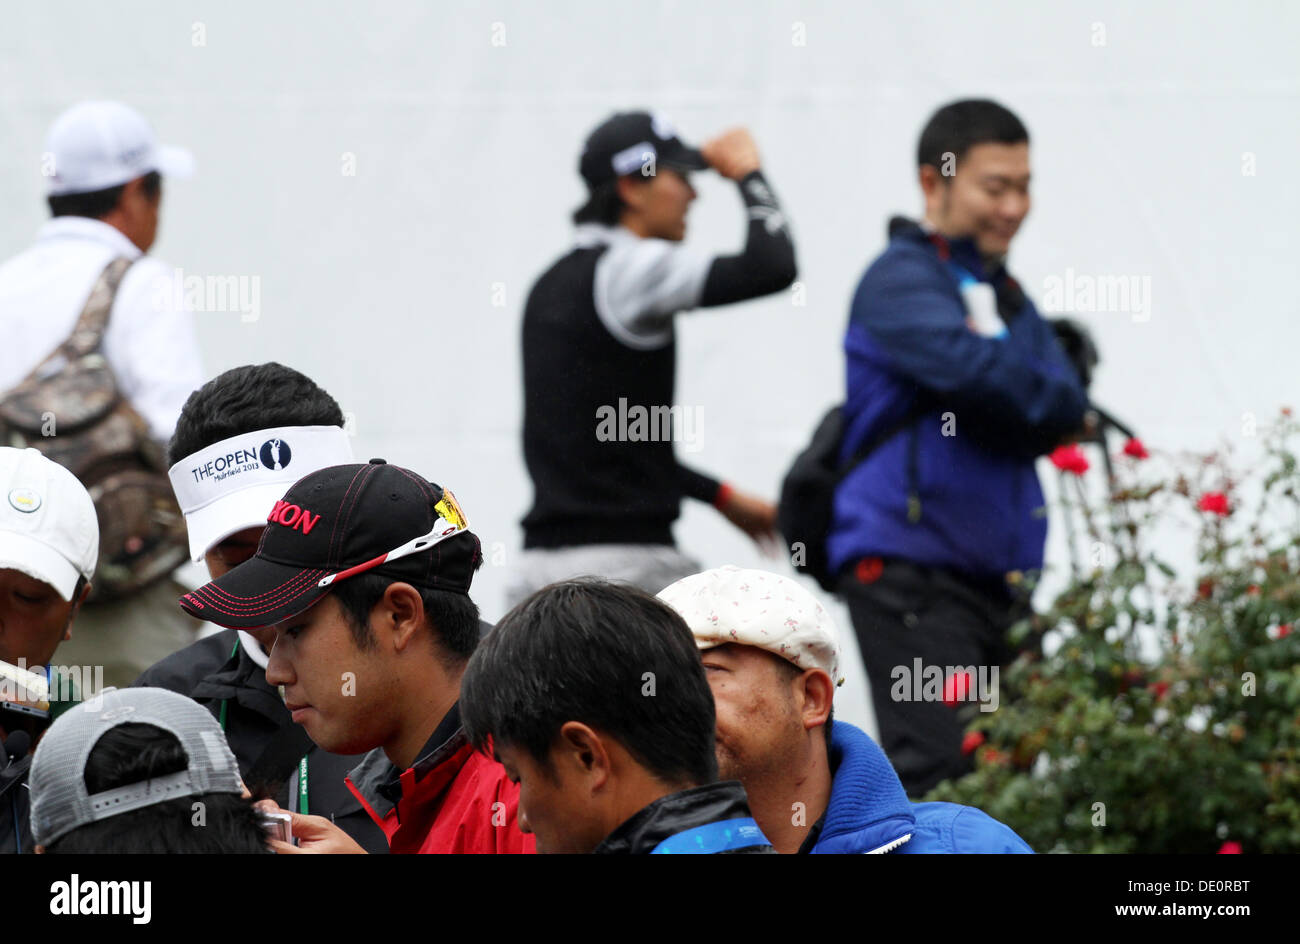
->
[512, 111, 797, 604]
[828, 99, 1089, 796]
[0, 101, 204, 688]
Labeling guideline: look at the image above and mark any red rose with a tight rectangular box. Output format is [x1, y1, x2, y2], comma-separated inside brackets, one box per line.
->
[1198, 492, 1230, 516]
[961, 731, 985, 755]
[1247, 584, 1260, 596]
[1122, 437, 1150, 459]
[1049, 444, 1089, 475]
[1152, 681, 1170, 700]
[1217, 841, 1242, 854]
[943, 671, 972, 707]
[1278, 624, 1292, 639]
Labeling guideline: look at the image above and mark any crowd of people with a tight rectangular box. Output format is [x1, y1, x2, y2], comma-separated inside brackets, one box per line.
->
[0, 93, 1089, 854]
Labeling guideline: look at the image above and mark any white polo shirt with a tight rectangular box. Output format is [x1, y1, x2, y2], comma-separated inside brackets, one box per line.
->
[0, 217, 202, 443]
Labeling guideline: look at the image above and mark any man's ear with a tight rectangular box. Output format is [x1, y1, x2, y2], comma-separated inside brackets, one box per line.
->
[63, 580, 93, 640]
[918, 163, 949, 211]
[796, 669, 835, 734]
[615, 175, 647, 213]
[557, 721, 611, 793]
[379, 582, 425, 652]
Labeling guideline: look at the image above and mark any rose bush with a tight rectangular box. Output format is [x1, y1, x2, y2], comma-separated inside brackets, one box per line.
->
[926, 409, 1300, 853]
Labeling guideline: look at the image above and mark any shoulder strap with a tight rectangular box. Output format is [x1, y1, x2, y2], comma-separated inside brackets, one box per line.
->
[18, 256, 135, 387]
[62, 256, 134, 358]
[836, 397, 930, 482]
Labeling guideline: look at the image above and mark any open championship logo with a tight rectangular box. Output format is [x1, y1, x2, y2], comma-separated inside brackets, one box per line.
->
[259, 438, 291, 471]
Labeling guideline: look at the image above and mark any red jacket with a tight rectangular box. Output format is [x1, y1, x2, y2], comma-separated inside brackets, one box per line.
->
[345, 703, 534, 854]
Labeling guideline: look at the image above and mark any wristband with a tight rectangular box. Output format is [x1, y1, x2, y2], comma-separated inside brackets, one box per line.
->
[714, 482, 734, 510]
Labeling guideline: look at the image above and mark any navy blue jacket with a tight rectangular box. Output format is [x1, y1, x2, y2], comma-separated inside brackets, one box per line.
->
[811, 721, 1033, 854]
[828, 219, 1087, 581]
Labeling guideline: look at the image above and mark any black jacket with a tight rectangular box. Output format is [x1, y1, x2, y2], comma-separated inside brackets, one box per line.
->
[593, 781, 774, 854]
[133, 629, 389, 854]
[0, 745, 33, 855]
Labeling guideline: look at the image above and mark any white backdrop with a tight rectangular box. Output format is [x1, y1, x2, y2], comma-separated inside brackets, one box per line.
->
[3, 1, 1297, 734]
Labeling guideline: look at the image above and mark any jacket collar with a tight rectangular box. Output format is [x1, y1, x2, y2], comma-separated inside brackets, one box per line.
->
[888, 215, 1025, 322]
[888, 215, 1007, 282]
[36, 216, 143, 260]
[593, 781, 768, 855]
[189, 638, 285, 722]
[816, 721, 917, 854]
[347, 701, 469, 820]
[573, 222, 640, 249]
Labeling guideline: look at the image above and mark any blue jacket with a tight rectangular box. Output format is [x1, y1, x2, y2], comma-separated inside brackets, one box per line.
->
[828, 219, 1087, 581]
[811, 721, 1033, 854]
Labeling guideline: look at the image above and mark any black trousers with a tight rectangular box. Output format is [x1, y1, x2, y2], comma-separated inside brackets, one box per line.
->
[839, 557, 1030, 798]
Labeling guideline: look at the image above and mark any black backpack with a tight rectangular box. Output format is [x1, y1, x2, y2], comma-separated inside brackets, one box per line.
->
[778, 402, 927, 593]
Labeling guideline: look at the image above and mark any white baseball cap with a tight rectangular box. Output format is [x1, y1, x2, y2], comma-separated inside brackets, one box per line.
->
[44, 100, 194, 197]
[658, 565, 845, 686]
[0, 448, 99, 601]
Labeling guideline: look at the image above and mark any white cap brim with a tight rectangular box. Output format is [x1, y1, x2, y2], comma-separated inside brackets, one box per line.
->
[154, 144, 195, 180]
[182, 482, 283, 562]
[0, 531, 85, 601]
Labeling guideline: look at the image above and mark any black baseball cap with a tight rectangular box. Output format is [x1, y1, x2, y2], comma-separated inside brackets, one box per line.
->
[578, 110, 709, 189]
[178, 459, 481, 629]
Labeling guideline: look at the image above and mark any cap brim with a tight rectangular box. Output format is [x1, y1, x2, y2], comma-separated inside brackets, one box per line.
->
[154, 144, 195, 180]
[0, 532, 83, 601]
[179, 556, 330, 629]
[661, 145, 709, 173]
[182, 482, 288, 561]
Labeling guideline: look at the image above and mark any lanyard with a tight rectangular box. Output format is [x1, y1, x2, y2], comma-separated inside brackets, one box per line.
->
[217, 637, 239, 731]
[218, 635, 311, 814]
[650, 817, 767, 854]
[298, 754, 309, 813]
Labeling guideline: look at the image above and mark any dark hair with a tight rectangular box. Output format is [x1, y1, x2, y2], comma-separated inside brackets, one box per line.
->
[168, 362, 345, 466]
[47, 170, 161, 219]
[461, 578, 718, 788]
[917, 99, 1029, 173]
[573, 179, 628, 226]
[331, 570, 482, 664]
[45, 722, 270, 854]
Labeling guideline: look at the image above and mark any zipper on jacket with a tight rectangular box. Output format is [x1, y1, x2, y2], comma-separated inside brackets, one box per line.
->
[868, 832, 913, 854]
[906, 424, 922, 524]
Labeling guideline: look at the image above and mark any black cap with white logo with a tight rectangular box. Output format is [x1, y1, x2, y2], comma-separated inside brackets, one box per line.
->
[179, 460, 480, 629]
[579, 110, 709, 188]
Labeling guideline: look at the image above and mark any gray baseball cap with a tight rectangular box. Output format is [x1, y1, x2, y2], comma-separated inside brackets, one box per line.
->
[28, 687, 243, 847]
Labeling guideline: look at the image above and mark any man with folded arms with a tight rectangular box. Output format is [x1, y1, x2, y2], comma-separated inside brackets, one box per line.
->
[179, 459, 532, 853]
[659, 565, 1033, 853]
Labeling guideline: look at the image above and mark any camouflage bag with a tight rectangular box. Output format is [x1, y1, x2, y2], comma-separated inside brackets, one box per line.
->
[0, 258, 188, 602]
